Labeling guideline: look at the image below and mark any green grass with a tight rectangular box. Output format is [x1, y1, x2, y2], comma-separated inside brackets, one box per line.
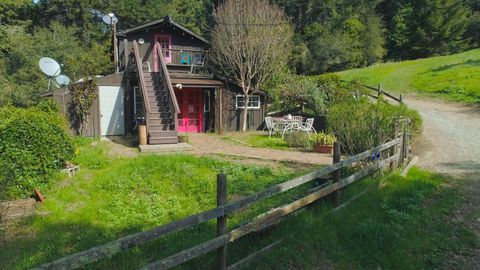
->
[0, 138, 311, 269]
[336, 49, 480, 103]
[250, 167, 478, 269]
[2, 139, 476, 269]
[220, 133, 292, 151]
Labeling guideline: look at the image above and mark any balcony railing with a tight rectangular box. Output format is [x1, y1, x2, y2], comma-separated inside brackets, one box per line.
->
[162, 48, 212, 76]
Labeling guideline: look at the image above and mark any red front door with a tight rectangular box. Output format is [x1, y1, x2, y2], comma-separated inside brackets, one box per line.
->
[176, 88, 203, 133]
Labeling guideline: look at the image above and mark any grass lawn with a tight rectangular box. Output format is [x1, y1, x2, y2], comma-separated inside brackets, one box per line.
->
[336, 49, 480, 103]
[219, 132, 295, 151]
[252, 168, 478, 269]
[1, 139, 476, 269]
[0, 138, 311, 269]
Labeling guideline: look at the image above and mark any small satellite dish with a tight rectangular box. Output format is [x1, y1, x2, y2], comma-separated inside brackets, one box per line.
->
[102, 14, 118, 25]
[39, 57, 61, 77]
[55, 75, 71, 86]
[32, 0, 41, 4]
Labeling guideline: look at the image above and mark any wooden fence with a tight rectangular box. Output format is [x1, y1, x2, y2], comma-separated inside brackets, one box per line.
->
[33, 134, 410, 270]
[340, 80, 404, 104]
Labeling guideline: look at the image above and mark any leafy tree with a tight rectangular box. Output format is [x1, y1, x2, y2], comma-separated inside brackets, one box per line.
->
[0, 22, 110, 107]
[385, 0, 470, 59]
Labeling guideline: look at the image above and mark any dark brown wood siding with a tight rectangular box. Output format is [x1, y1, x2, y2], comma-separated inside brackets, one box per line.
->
[221, 84, 266, 131]
[118, 25, 206, 72]
[50, 73, 126, 137]
[51, 87, 100, 137]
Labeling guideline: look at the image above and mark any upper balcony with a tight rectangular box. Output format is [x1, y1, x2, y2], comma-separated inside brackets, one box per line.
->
[160, 48, 213, 78]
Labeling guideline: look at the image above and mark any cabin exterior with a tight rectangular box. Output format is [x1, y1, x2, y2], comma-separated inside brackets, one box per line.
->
[50, 16, 267, 144]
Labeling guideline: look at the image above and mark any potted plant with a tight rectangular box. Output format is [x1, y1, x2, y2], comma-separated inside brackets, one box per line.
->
[310, 133, 336, 154]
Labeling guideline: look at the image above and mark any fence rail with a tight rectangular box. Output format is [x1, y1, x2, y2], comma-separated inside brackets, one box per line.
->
[33, 133, 410, 270]
[340, 80, 404, 104]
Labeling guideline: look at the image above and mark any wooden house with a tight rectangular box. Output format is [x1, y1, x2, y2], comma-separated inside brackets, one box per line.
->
[49, 16, 267, 144]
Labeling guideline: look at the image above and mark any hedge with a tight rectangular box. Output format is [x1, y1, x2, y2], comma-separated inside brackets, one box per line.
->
[0, 103, 76, 199]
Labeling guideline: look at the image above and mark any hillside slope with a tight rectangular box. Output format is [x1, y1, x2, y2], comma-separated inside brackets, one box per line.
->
[337, 49, 480, 103]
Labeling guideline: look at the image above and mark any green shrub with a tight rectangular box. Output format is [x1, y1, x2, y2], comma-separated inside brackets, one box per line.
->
[0, 105, 76, 199]
[327, 97, 422, 155]
[284, 132, 311, 150]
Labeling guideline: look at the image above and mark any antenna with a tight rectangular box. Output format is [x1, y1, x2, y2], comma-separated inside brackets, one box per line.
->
[38, 57, 70, 90]
[55, 75, 71, 86]
[101, 12, 119, 73]
[102, 14, 118, 25]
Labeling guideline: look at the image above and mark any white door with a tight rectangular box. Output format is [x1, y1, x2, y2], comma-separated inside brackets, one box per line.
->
[99, 86, 125, 136]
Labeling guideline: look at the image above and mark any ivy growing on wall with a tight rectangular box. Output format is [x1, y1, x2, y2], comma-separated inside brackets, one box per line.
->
[68, 80, 98, 135]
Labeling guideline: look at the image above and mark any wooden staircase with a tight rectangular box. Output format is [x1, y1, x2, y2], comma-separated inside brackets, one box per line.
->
[132, 40, 181, 145]
[144, 72, 178, 144]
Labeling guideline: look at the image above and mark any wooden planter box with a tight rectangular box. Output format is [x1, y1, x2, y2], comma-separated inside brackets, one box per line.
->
[313, 144, 333, 154]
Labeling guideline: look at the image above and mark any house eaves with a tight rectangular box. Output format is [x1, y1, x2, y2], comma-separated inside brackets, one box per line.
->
[117, 15, 209, 45]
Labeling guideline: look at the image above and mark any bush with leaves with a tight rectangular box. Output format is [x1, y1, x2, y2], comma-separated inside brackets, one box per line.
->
[284, 132, 312, 151]
[0, 105, 76, 199]
[327, 97, 422, 155]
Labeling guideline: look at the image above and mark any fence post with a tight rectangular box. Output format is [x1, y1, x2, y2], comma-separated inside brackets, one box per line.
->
[391, 119, 399, 170]
[216, 173, 227, 270]
[332, 142, 341, 205]
[377, 83, 382, 101]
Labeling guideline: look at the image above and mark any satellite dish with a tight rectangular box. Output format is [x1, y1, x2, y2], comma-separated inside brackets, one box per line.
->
[32, 0, 41, 4]
[39, 57, 61, 77]
[55, 75, 71, 86]
[102, 14, 118, 25]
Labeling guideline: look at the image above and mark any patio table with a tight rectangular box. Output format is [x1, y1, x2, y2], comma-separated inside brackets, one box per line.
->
[271, 117, 304, 138]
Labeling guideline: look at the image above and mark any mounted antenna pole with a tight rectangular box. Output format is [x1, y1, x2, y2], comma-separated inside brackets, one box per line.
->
[108, 13, 119, 73]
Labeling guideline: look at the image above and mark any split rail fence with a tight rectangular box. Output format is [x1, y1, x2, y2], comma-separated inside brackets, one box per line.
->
[340, 80, 404, 104]
[34, 130, 411, 270]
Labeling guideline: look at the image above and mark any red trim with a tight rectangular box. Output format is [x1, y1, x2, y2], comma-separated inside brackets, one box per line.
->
[153, 34, 172, 72]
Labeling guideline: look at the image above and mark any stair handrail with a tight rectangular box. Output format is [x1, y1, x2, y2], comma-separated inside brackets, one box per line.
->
[155, 42, 180, 113]
[132, 40, 151, 114]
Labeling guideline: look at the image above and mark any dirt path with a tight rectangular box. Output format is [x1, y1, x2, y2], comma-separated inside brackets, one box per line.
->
[189, 133, 333, 165]
[406, 97, 480, 268]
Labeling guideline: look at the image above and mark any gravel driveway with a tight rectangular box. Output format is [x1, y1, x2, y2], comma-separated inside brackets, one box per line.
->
[408, 97, 480, 174]
[407, 96, 480, 268]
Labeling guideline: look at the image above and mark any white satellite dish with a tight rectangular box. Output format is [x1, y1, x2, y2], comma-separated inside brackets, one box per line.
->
[102, 14, 118, 25]
[55, 75, 71, 86]
[39, 57, 61, 77]
[32, 0, 41, 4]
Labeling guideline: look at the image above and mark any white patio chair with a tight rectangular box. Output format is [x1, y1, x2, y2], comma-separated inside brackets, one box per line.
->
[298, 118, 316, 137]
[264, 117, 276, 138]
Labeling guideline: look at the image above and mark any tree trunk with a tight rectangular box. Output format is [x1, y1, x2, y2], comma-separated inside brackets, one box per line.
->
[241, 95, 249, 132]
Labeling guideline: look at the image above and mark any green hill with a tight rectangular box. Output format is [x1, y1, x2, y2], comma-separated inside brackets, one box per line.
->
[336, 49, 480, 103]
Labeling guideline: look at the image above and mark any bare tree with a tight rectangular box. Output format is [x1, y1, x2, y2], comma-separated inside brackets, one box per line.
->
[211, 0, 293, 131]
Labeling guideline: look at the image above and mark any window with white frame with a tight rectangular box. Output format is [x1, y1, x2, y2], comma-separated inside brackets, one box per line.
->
[236, 95, 260, 109]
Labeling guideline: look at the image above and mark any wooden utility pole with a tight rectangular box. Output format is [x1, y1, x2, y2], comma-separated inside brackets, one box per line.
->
[216, 173, 228, 270]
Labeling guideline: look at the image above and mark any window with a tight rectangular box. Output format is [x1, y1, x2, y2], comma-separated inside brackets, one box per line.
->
[236, 95, 260, 109]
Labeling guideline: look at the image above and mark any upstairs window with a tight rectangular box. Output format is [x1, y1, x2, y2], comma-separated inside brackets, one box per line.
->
[236, 95, 260, 109]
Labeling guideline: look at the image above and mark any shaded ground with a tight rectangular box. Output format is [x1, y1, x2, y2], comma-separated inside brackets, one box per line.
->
[407, 96, 480, 268]
[189, 133, 332, 165]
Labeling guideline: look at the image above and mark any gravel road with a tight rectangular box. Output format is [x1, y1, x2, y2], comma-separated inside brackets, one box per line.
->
[407, 97, 480, 269]
[407, 97, 480, 174]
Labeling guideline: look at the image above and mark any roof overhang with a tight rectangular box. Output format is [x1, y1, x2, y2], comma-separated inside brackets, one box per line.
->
[170, 78, 223, 88]
[117, 16, 209, 45]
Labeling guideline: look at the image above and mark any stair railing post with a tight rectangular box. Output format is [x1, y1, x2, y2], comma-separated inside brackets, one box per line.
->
[216, 173, 227, 270]
[332, 142, 341, 205]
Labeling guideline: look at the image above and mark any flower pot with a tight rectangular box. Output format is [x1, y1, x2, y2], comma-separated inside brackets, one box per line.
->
[178, 136, 185, 143]
[313, 143, 333, 154]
